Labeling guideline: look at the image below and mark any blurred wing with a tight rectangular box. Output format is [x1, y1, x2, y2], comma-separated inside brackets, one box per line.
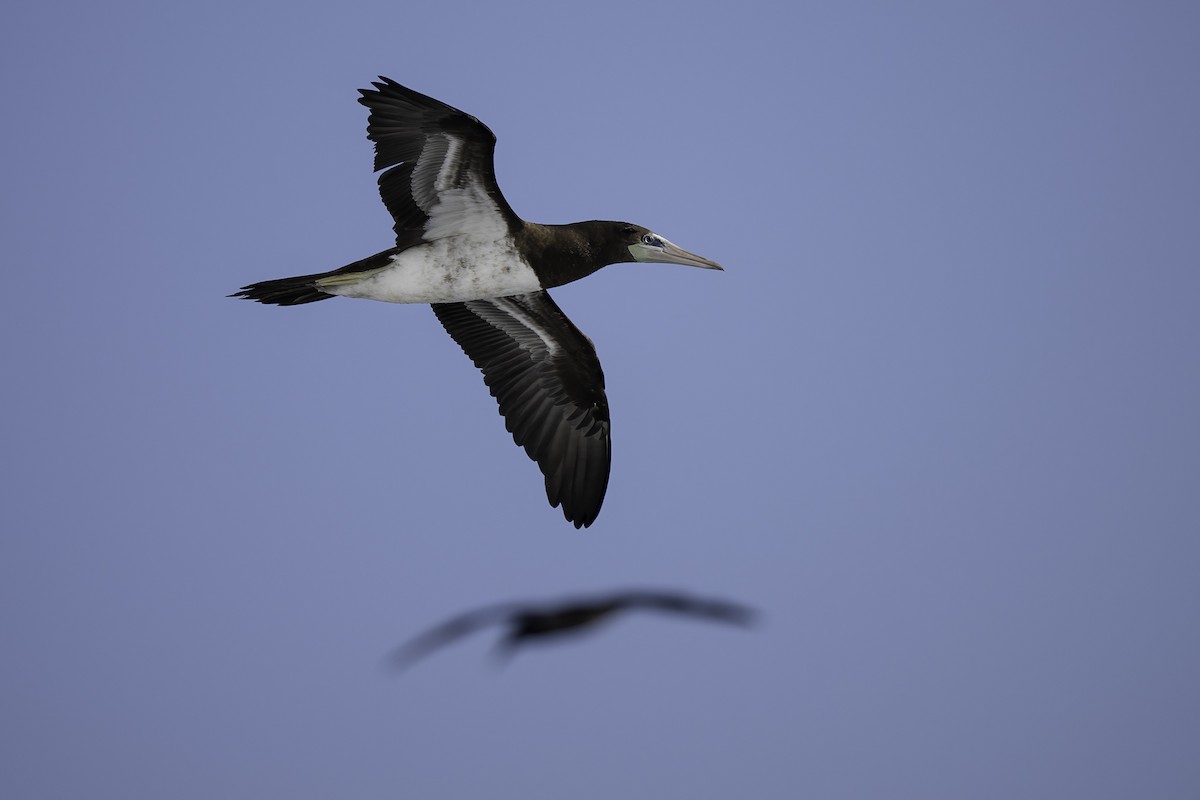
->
[432, 292, 611, 528]
[387, 603, 521, 670]
[358, 77, 520, 250]
[614, 591, 758, 626]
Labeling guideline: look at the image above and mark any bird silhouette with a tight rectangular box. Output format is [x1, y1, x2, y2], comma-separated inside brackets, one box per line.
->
[387, 589, 756, 669]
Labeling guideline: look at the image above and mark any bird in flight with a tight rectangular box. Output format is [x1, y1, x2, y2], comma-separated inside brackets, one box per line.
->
[387, 589, 756, 669]
[232, 78, 721, 529]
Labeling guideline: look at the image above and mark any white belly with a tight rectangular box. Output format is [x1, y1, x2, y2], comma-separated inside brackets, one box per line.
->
[318, 236, 543, 304]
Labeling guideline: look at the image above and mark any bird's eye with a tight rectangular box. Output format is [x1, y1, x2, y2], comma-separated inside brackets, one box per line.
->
[642, 233, 661, 247]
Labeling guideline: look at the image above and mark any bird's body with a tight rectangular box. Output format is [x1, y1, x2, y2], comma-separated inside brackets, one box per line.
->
[388, 590, 756, 669]
[319, 236, 540, 304]
[233, 78, 721, 527]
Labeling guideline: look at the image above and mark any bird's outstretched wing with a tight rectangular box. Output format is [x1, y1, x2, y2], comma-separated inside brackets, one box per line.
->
[358, 77, 522, 250]
[610, 591, 758, 626]
[387, 602, 522, 670]
[432, 292, 611, 528]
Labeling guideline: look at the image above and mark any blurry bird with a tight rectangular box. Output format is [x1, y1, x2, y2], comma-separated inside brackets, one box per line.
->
[232, 78, 722, 528]
[387, 589, 756, 669]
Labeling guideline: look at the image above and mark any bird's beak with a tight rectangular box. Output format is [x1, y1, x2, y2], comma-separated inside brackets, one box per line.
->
[629, 237, 723, 270]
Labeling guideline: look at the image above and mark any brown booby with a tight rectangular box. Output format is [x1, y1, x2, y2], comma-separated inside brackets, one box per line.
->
[232, 78, 721, 528]
[387, 589, 756, 669]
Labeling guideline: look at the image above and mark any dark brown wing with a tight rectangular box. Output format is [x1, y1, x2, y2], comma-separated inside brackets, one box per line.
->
[610, 591, 758, 627]
[432, 291, 611, 528]
[387, 603, 523, 670]
[358, 77, 521, 250]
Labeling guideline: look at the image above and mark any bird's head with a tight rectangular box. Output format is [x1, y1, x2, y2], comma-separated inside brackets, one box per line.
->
[617, 223, 723, 270]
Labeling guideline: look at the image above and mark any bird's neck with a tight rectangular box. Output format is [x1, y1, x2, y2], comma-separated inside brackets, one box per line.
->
[516, 222, 614, 289]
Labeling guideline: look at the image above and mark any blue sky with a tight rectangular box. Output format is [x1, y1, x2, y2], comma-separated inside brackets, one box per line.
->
[3, 1, 1199, 798]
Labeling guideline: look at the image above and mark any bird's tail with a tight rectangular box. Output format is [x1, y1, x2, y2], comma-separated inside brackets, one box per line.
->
[229, 247, 400, 306]
[229, 271, 337, 305]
